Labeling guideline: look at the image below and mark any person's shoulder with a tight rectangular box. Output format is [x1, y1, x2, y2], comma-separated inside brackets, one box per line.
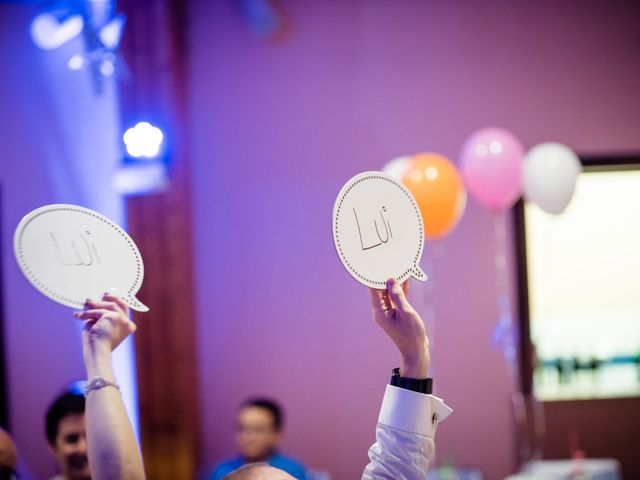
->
[210, 457, 245, 480]
[270, 452, 307, 478]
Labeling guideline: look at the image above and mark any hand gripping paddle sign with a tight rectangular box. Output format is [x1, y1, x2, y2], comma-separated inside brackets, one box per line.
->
[332, 172, 428, 288]
[13, 204, 149, 312]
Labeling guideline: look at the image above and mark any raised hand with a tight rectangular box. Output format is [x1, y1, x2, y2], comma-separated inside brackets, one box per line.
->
[74, 294, 136, 356]
[369, 278, 430, 378]
[73, 294, 145, 480]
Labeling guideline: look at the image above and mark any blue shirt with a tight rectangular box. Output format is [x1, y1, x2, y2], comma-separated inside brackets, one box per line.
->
[210, 452, 307, 480]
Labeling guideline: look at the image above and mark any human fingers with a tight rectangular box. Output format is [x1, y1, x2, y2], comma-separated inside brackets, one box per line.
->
[73, 308, 129, 321]
[101, 293, 129, 314]
[84, 300, 120, 315]
[402, 279, 410, 295]
[368, 288, 383, 311]
[75, 310, 137, 336]
[386, 278, 413, 314]
[80, 318, 98, 331]
[84, 297, 128, 316]
[74, 309, 116, 321]
[369, 287, 392, 314]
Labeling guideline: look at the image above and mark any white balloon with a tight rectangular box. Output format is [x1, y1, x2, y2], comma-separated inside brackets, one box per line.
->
[381, 155, 412, 180]
[523, 143, 582, 214]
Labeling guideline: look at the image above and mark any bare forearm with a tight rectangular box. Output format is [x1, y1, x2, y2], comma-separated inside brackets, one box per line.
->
[400, 347, 430, 379]
[85, 346, 145, 480]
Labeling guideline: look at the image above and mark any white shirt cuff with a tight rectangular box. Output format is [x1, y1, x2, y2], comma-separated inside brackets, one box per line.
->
[378, 384, 453, 438]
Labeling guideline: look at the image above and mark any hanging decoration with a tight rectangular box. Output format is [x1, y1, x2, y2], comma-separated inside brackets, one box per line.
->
[459, 127, 525, 212]
[381, 128, 575, 467]
[381, 155, 412, 181]
[402, 153, 467, 240]
[523, 142, 582, 215]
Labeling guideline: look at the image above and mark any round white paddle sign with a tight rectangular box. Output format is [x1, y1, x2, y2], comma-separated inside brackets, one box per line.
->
[332, 172, 427, 288]
[13, 204, 149, 312]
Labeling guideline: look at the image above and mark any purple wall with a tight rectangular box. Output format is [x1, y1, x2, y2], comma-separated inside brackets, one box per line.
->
[2, 1, 639, 479]
[0, 5, 138, 479]
[187, 1, 640, 479]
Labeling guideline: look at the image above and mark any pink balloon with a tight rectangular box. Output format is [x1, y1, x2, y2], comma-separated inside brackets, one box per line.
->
[459, 128, 525, 212]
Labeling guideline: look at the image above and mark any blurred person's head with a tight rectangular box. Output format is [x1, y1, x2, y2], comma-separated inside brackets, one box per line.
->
[0, 427, 18, 480]
[223, 463, 294, 480]
[45, 391, 90, 480]
[236, 398, 284, 463]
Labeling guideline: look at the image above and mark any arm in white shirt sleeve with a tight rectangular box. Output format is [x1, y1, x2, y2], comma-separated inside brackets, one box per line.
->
[361, 385, 453, 480]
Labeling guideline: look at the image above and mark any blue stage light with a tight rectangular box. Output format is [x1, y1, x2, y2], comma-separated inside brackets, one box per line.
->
[30, 12, 84, 50]
[123, 122, 164, 158]
[112, 163, 168, 196]
[30, 1, 126, 94]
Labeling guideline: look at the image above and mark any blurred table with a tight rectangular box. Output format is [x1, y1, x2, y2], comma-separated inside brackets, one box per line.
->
[509, 459, 621, 480]
[427, 467, 483, 480]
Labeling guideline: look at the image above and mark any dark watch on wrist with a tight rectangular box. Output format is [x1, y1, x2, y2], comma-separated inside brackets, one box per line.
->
[390, 367, 433, 394]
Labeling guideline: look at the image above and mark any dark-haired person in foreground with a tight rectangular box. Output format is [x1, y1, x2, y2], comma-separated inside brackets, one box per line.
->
[210, 398, 307, 480]
[45, 390, 90, 480]
[75, 279, 451, 480]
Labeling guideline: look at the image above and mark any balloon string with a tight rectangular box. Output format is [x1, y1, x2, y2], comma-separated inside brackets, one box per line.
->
[492, 214, 546, 464]
[492, 213, 519, 386]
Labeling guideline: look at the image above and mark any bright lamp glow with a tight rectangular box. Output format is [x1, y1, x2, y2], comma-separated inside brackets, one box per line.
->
[68, 53, 85, 70]
[30, 13, 84, 50]
[123, 122, 164, 158]
[100, 58, 115, 77]
[112, 163, 168, 195]
[99, 14, 126, 49]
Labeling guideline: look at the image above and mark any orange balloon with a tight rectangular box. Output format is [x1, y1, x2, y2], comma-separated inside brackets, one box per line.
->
[402, 153, 467, 239]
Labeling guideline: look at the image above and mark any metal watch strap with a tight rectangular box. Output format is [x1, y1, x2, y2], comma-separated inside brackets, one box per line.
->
[84, 376, 120, 397]
[390, 367, 433, 394]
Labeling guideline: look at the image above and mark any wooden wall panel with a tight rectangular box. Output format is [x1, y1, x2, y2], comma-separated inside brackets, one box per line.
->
[128, 192, 199, 479]
[119, 0, 200, 478]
